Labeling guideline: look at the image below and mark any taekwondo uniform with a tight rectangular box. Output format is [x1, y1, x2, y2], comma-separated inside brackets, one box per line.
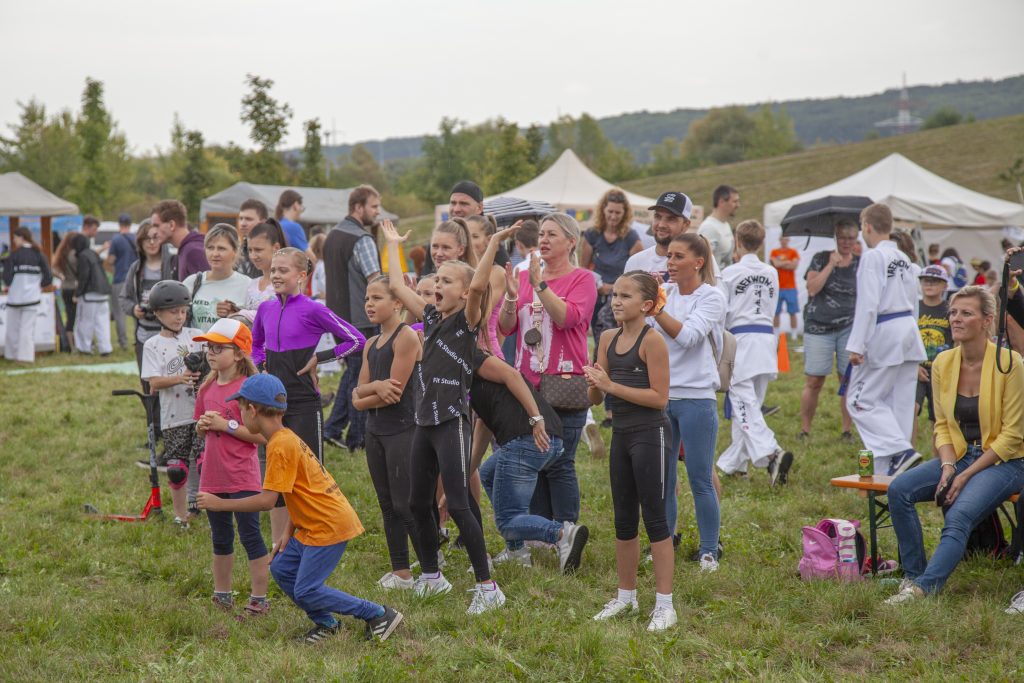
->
[716, 254, 784, 474]
[845, 239, 926, 473]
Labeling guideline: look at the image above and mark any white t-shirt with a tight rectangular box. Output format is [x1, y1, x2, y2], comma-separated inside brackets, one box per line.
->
[311, 261, 326, 299]
[182, 271, 251, 332]
[624, 246, 668, 281]
[512, 250, 541, 276]
[140, 328, 204, 429]
[698, 215, 735, 271]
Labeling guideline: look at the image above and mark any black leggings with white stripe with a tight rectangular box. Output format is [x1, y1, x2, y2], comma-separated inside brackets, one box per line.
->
[284, 405, 323, 463]
[610, 422, 671, 543]
[407, 416, 491, 581]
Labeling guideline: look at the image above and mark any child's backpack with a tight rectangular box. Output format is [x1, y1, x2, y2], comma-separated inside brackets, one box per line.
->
[798, 518, 866, 581]
[951, 259, 969, 289]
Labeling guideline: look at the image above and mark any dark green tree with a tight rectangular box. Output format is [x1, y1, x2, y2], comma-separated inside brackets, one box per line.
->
[73, 78, 113, 214]
[921, 106, 964, 130]
[681, 106, 756, 165]
[525, 124, 545, 170]
[300, 118, 326, 187]
[483, 120, 535, 193]
[240, 73, 293, 183]
[0, 100, 80, 198]
[178, 130, 212, 217]
[747, 105, 802, 159]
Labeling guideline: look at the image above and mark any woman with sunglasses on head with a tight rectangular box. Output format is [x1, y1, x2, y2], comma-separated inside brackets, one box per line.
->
[581, 189, 643, 427]
[499, 213, 598, 530]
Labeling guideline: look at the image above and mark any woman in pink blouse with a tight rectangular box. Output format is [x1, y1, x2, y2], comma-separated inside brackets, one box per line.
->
[499, 213, 598, 525]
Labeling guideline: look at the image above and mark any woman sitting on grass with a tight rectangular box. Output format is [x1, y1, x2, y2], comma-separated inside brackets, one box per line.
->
[885, 286, 1024, 605]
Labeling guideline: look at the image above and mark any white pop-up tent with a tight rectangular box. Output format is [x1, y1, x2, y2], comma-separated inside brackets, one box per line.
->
[762, 153, 1024, 335]
[434, 149, 657, 228]
[201, 182, 397, 229]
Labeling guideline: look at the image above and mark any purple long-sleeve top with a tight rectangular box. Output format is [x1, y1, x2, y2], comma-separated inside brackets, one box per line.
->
[252, 293, 365, 410]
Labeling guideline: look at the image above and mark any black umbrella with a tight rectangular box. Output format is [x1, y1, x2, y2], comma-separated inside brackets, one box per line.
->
[483, 197, 557, 227]
[780, 195, 873, 238]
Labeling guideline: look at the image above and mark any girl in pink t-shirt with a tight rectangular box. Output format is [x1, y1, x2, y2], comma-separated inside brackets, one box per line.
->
[193, 318, 269, 616]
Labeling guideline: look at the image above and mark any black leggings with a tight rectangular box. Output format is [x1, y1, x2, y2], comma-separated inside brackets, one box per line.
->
[208, 491, 268, 559]
[284, 405, 323, 463]
[408, 418, 491, 581]
[610, 423, 671, 543]
[366, 427, 416, 572]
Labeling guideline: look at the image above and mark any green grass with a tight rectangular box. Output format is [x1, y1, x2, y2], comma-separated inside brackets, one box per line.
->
[3, 349, 1024, 681]
[623, 114, 1024, 223]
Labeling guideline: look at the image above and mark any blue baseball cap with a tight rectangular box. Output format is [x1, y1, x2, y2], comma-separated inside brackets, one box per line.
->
[227, 374, 288, 410]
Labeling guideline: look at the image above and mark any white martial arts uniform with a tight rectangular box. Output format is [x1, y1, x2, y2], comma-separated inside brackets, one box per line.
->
[75, 295, 113, 355]
[716, 254, 783, 474]
[845, 239, 926, 472]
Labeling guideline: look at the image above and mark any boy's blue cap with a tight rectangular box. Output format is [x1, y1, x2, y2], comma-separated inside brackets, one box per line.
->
[227, 374, 288, 410]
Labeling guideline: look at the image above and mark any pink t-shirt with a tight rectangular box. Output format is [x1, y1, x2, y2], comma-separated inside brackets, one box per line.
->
[194, 376, 262, 493]
[500, 267, 597, 389]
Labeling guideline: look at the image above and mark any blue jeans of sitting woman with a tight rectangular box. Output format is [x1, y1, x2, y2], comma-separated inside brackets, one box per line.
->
[666, 398, 720, 557]
[889, 444, 1024, 594]
[480, 436, 564, 551]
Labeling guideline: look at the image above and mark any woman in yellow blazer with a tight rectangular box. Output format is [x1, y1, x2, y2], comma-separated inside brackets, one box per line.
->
[885, 286, 1024, 605]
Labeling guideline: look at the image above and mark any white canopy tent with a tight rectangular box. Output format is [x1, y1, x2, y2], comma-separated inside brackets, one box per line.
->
[763, 153, 1024, 335]
[434, 149, 658, 228]
[201, 182, 397, 229]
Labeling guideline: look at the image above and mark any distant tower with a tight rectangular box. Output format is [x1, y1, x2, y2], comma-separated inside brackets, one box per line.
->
[875, 73, 923, 135]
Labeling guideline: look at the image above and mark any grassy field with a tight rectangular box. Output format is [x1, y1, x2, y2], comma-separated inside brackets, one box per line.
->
[3, 345, 1024, 682]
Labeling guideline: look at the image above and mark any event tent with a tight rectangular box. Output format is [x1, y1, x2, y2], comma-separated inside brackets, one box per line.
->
[434, 149, 657, 227]
[200, 182, 397, 229]
[0, 171, 79, 261]
[762, 153, 1024, 335]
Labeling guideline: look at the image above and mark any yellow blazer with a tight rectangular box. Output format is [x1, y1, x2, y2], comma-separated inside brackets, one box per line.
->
[932, 341, 1024, 462]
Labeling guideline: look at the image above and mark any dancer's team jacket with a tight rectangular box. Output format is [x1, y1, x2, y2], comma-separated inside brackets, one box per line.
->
[252, 293, 365, 411]
[2, 246, 52, 306]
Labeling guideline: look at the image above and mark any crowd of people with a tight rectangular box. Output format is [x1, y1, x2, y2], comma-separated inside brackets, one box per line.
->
[7, 177, 1024, 639]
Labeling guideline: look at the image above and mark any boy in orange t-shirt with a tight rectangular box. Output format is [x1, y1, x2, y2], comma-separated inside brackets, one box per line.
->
[197, 374, 403, 644]
[770, 235, 800, 337]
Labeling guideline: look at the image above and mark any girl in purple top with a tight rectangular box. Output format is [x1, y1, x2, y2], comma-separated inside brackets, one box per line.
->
[251, 247, 365, 462]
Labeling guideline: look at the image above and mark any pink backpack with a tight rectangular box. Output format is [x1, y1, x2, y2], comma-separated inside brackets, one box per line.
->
[798, 518, 866, 581]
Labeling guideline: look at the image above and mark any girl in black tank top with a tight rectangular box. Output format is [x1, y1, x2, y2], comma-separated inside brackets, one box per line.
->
[583, 271, 677, 632]
[353, 277, 422, 588]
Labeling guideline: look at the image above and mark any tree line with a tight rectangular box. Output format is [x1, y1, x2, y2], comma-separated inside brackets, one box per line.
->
[1, 75, 806, 220]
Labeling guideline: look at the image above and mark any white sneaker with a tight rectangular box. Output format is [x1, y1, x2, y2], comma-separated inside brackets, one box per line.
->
[884, 583, 923, 605]
[493, 547, 532, 567]
[647, 605, 678, 631]
[699, 553, 719, 573]
[525, 540, 556, 551]
[584, 423, 606, 459]
[466, 554, 495, 574]
[593, 597, 639, 621]
[377, 572, 414, 590]
[466, 582, 506, 614]
[556, 521, 589, 574]
[1005, 590, 1024, 615]
[413, 572, 452, 597]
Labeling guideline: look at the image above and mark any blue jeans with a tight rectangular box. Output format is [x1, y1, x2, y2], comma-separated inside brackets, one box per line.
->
[324, 351, 366, 448]
[889, 445, 1024, 594]
[530, 409, 585, 523]
[270, 537, 382, 626]
[481, 436, 564, 550]
[666, 398, 720, 556]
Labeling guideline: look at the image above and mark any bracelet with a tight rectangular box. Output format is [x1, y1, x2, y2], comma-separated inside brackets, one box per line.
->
[504, 293, 518, 303]
[940, 462, 956, 470]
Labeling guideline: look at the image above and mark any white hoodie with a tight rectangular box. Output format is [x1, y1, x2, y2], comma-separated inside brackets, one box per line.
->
[653, 282, 727, 400]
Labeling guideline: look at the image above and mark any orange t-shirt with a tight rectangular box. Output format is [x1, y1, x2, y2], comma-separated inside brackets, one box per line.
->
[771, 248, 800, 290]
[263, 428, 364, 546]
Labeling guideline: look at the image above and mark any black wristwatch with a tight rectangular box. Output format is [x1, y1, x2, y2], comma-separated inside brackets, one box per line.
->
[534, 281, 549, 294]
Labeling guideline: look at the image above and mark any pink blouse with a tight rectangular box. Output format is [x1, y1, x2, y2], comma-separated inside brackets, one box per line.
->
[499, 268, 597, 389]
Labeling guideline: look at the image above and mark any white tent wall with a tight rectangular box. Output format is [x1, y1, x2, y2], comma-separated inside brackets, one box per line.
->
[201, 182, 397, 227]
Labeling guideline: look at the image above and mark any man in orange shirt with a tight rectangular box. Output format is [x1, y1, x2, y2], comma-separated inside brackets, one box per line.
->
[197, 374, 403, 644]
[771, 235, 800, 338]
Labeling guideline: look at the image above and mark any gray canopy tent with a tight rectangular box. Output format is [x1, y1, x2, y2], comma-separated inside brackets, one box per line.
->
[0, 171, 79, 263]
[199, 182, 397, 230]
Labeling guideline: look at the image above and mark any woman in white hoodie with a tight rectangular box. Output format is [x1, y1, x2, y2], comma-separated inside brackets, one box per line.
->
[2, 227, 53, 362]
[651, 232, 726, 572]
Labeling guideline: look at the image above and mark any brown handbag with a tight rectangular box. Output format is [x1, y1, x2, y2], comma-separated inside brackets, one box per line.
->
[539, 373, 591, 412]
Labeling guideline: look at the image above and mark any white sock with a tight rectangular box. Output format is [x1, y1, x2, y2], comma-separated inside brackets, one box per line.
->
[479, 580, 497, 591]
[618, 588, 637, 605]
[655, 592, 673, 610]
[423, 571, 441, 580]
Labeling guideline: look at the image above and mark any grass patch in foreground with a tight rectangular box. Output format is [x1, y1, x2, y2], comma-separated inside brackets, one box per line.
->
[2, 351, 1024, 681]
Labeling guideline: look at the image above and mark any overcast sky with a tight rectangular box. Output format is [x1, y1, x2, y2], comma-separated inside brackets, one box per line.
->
[2, 0, 1021, 154]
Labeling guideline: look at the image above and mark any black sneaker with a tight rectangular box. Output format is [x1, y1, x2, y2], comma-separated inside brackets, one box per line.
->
[365, 606, 404, 642]
[841, 431, 855, 444]
[324, 436, 349, 451]
[761, 405, 781, 417]
[299, 622, 339, 644]
[798, 431, 810, 441]
[767, 450, 794, 487]
[600, 417, 613, 429]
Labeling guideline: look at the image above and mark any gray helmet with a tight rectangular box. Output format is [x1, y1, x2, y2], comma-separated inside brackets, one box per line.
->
[147, 280, 191, 310]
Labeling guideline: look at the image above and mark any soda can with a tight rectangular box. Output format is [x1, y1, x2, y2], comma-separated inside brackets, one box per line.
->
[858, 450, 873, 478]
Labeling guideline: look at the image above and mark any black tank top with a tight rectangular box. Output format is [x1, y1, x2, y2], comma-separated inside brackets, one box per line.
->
[365, 324, 416, 436]
[955, 393, 981, 444]
[607, 325, 667, 433]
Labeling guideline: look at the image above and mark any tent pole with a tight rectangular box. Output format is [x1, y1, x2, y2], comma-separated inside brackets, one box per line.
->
[41, 215, 52, 264]
[8, 215, 18, 252]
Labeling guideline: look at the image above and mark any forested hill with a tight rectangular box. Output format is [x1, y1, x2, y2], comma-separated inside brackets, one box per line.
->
[321, 75, 1024, 164]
